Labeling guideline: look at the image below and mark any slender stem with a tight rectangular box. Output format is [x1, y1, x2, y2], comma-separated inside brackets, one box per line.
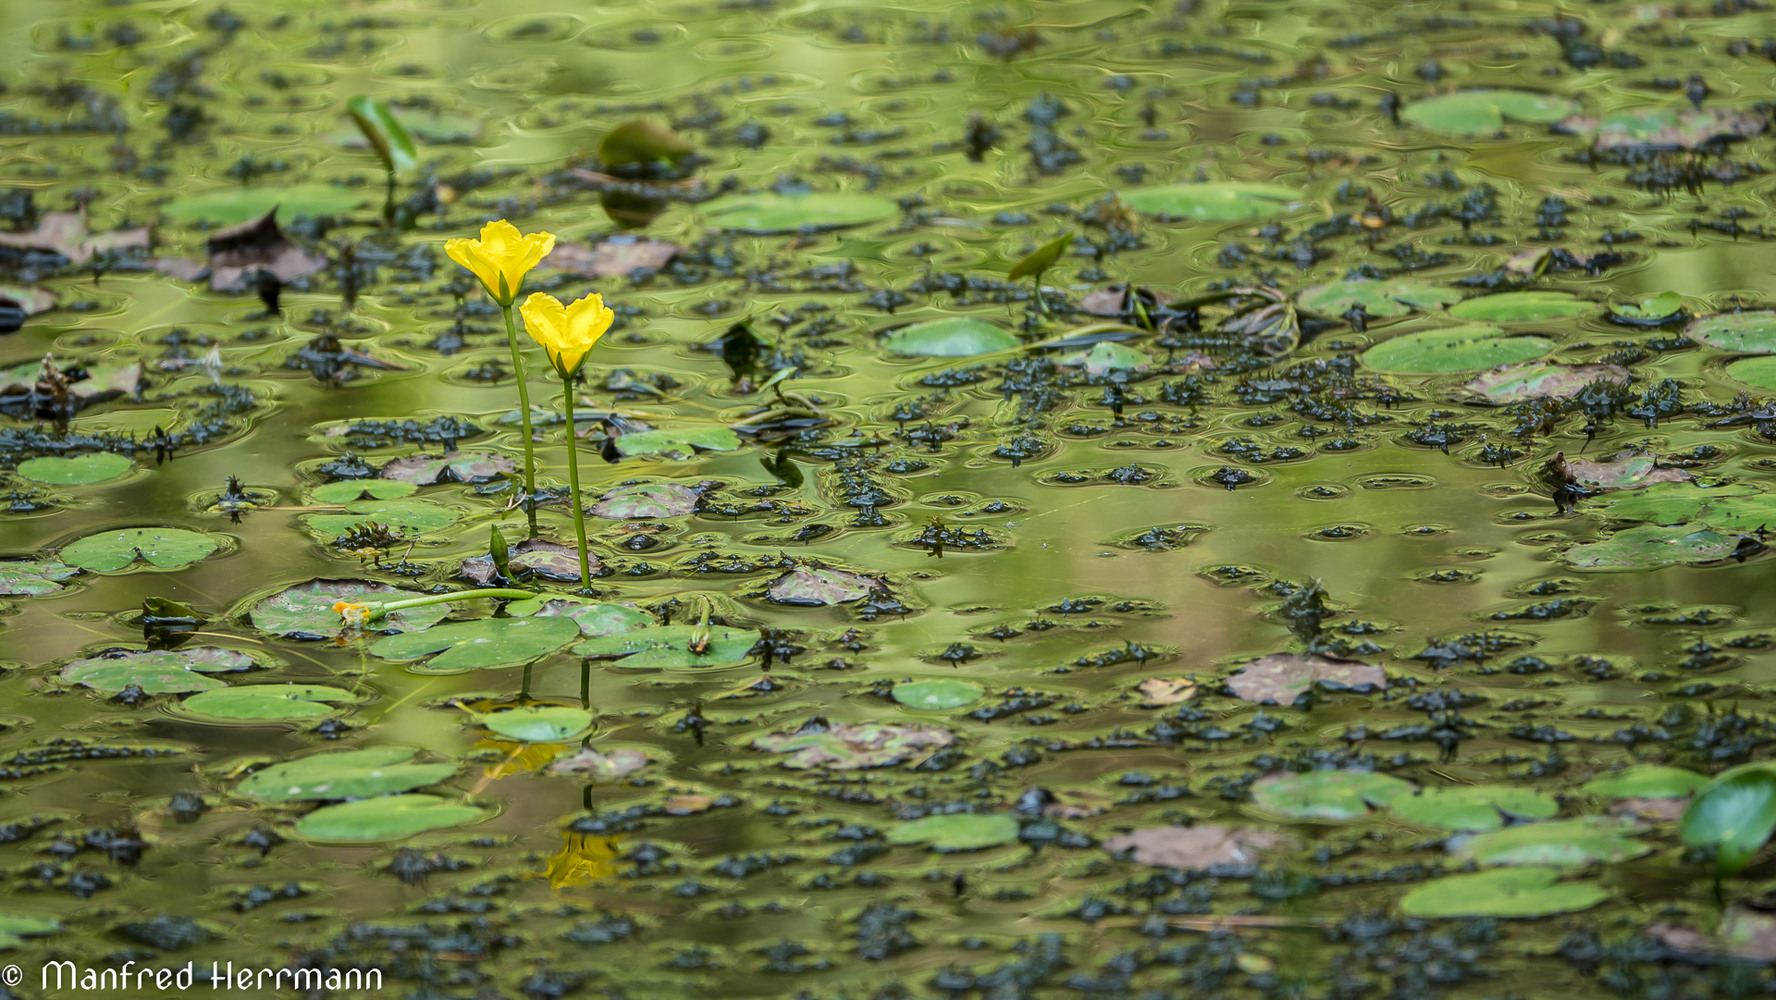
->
[501, 304, 539, 514]
[561, 381, 593, 594]
[358, 587, 542, 623]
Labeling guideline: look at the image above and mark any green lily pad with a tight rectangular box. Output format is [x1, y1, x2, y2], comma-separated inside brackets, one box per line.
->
[613, 426, 743, 460]
[1561, 524, 1754, 570]
[1249, 771, 1413, 821]
[0, 558, 81, 597]
[1298, 278, 1463, 319]
[479, 705, 595, 742]
[1591, 481, 1764, 526]
[573, 624, 761, 669]
[309, 479, 417, 504]
[370, 616, 581, 673]
[0, 911, 61, 950]
[16, 452, 131, 485]
[513, 598, 655, 637]
[238, 746, 456, 801]
[766, 566, 880, 606]
[1460, 362, 1630, 404]
[178, 684, 364, 722]
[1680, 764, 1776, 875]
[1064, 341, 1150, 375]
[1611, 291, 1683, 323]
[1585, 765, 1709, 800]
[588, 483, 701, 518]
[892, 679, 985, 710]
[703, 192, 899, 234]
[1448, 291, 1595, 322]
[62, 647, 253, 694]
[379, 451, 515, 485]
[1362, 325, 1553, 373]
[1725, 357, 1776, 392]
[61, 527, 221, 573]
[1455, 817, 1651, 866]
[159, 183, 369, 225]
[1684, 311, 1776, 353]
[305, 498, 460, 536]
[249, 579, 452, 640]
[887, 813, 1020, 852]
[882, 317, 1020, 358]
[1120, 181, 1303, 221]
[1399, 867, 1608, 919]
[1562, 108, 1765, 152]
[294, 794, 484, 843]
[1389, 786, 1558, 831]
[1402, 89, 1578, 134]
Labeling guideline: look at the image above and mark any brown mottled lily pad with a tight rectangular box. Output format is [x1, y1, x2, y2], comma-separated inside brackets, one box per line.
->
[1549, 450, 1692, 492]
[459, 539, 601, 585]
[1225, 653, 1386, 705]
[765, 566, 881, 606]
[1105, 825, 1296, 870]
[549, 747, 651, 780]
[204, 208, 328, 292]
[0, 209, 150, 265]
[381, 451, 515, 485]
[1460, 362, 1631, 404]
[589, 483, 702, 518]
[752, 719, 955, 769]
[1560, 108, 1766, 152]
[249, 578, 451, 640]
[1650, 908, 1776, 963]
[0, 558, 80, 597]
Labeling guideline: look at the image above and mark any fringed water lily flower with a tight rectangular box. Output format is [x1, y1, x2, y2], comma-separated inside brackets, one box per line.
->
[444, 220, 555, 307]
[519, 292, 615, 378]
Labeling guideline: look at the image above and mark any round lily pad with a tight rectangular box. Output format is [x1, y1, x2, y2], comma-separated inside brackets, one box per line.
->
[479, 705, 595, 743]
[61, 527, 221, 573]
[309, 480, 417, 504]
[588, 483, 701, 518]
[62, 647, 252, 694]
[178, 684, 365, 722]
[1684, 311, 1776, 353]
[1389, 785, 1558, 831]
[1399, 867, 1608, 919]
[892, 679, 985, 710]
[612, 426, 743, 460]
[886, 813, 1020, 851]
[1361, 325, 1552, 373]
[379, 451, 515, 485]
[1298, 278, 1463, 319]
[1119, 182, 1303, 221]
[882, 318, 1020, 358]
[1249, 771, 1413, 821]
[294, 794, 484, 843]
[370, 616, 581, 673]
[16, 452, 131, 485]
[511, 598, 655, 637]
[1402, 89, 1578, 134]
[1584, 765, 1708, 800]
[238, 746, 456, 801]
[1725, 357, 1776, 391]
[1454, 817, 1651, 866]
[159, 183, 369, 225]
[1447, 291, 1594, 322]
[574, 624, 762, 669]
[1561, 524, 1752, 570]
[0, 558, 81, 597]
[249, 578, 453, 640]
[305, 498, 459, 536]
[703, 192, 898, 234]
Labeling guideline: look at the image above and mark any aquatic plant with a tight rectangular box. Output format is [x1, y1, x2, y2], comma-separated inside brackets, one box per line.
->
[346, 96, 417, 226]
[520, 290, 615, 591]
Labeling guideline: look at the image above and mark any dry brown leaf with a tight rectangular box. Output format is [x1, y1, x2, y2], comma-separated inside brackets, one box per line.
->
[1225, 653, 1386, 705]
[663, 794, 714, 815]
[1137, 677, 1198, 706]
[1104, 825, 1296, 870]
[0, 209, 150, 265]
[549, 747, 650, 780]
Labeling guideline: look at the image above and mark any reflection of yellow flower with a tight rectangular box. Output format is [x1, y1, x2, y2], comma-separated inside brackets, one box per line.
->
[519, 292, 614, 377]
[544, 832, 624, 889]
[332, 600, 368, 626]
[445, 220, 556, 307]
[475, 739, 567, 779]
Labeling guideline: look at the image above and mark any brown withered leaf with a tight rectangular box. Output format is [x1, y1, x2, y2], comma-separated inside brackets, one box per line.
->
[205, 208, 327, 292]
[1549, 450, 1692, 492]
[548, 747, 650, 780]
[1136, 677, 1198, 707]
[1105, 825, 1296, 871]
[752, 719, 955, 769]
[1225, 653, 1386, 705]
[591, 237, 680, 278]
[0, 209, 150, 265]
[1607, 797, 1687, 823]
[663, 794, 715, 815]
[1649, 908, 1776, 963]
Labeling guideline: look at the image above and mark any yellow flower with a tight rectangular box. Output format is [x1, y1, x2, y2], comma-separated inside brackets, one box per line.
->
[542, 832, 624, 889]
[331, 600, 368, 626]
[444, 220, 556, 307]
[519, 291, 614, 377]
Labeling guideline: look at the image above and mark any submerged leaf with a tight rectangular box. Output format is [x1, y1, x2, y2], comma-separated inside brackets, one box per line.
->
[1120, 182, 1303, 221]
[549, 747, 650, 780]
[753, 720, 955, 769]
[703, 192, 898, 233]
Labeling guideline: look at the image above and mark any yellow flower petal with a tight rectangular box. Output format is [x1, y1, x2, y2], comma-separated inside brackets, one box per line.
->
[520, 291, 612, 377]
[445, 220, 556, 306]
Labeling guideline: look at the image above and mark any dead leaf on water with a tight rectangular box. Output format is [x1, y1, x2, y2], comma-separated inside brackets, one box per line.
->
[1104, 825, 1296, 870]
[0, 208, 150, 265]
[549, 747, 650, 780]
[1225, 653, 1386, 705]
[1136, 677, 1198, 706]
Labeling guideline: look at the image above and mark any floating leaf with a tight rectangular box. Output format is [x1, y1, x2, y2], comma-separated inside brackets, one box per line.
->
[1724, 357, 1776, 392]
[204, 208, 328, 290]
[1680, 764, 1776, 875]
[159, 184, 369, 225]
[61, 527, 220, 573]
[305, 498, 460, 536]
[178, 684, 363, 722]
[1297, 279, 1463, 319]
[1120, 182, 1303, 221]
[703, 192, 898, 234]
[1249, 771, 1413, 821]
[753, 720, 954, 769]
[309, 480, 417, 503]
[1062, 341, 1150, 375]
[1361, 325, 1553, 373]
[891, 679, 984, 710]
[16, 452, 131, 485]
[1610, 292, 1683, 324]
[549, 746, 650, 779]
[1136, 677, 1198, 706]
[1585, 765, 1708, 800]
[239, 747, 456, 801]
[380, 451, 515, 485]
[1403, 89, 1578, 134]
[62, 647, 251, 694]
[1448, 291, 1594, 322]
[573, 624, 761, 669]
[1561, 524, 1754, 570]
[295, 794, 483, 843]
[765, 566, 880, 606]
[589, 483, 702, 518]
[1591, 481, 1764, 526]
[612, 426, 743, 460]
[513, 598, 654, 637]
[1455, 817, 1651, 866]
[1650, 908, 1776, 963]
[1684, 311, 1776, 353]
[1551, 451, 1692, 492]
[1008, 234, 1073, 280]
[1459, 362, 1630, 404]
[459, 538, 600, 586]
[1390, 786, 1558, 831]
[1105, 825, 1295, 870]
[886, 813, 1019, 851]
[0, 209, 150, 265]
[1561, 107, 1766, 152]
[479, 706, 595, 743]
[0, 284, 55, 322]
[249, 579, 451, 640]
[0, 558, 80, 597]
[1225, 653, 1386, 705]
[346, 95, 419, 174]
[600, 119, 694, 169]
[0, 912, 61, 950]
[881, 317, 1020, 358]
[370, 616, 580, 673]
[1399, 867, 1607, 919]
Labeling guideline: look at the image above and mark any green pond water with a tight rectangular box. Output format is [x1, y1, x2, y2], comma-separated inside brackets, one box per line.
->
[7, 0, 1776, 996]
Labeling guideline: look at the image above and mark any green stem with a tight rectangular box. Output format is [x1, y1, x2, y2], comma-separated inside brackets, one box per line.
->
[502, 304, 538, 500]
[561, 381, 593, 594]
[359, 588, 541, 623]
